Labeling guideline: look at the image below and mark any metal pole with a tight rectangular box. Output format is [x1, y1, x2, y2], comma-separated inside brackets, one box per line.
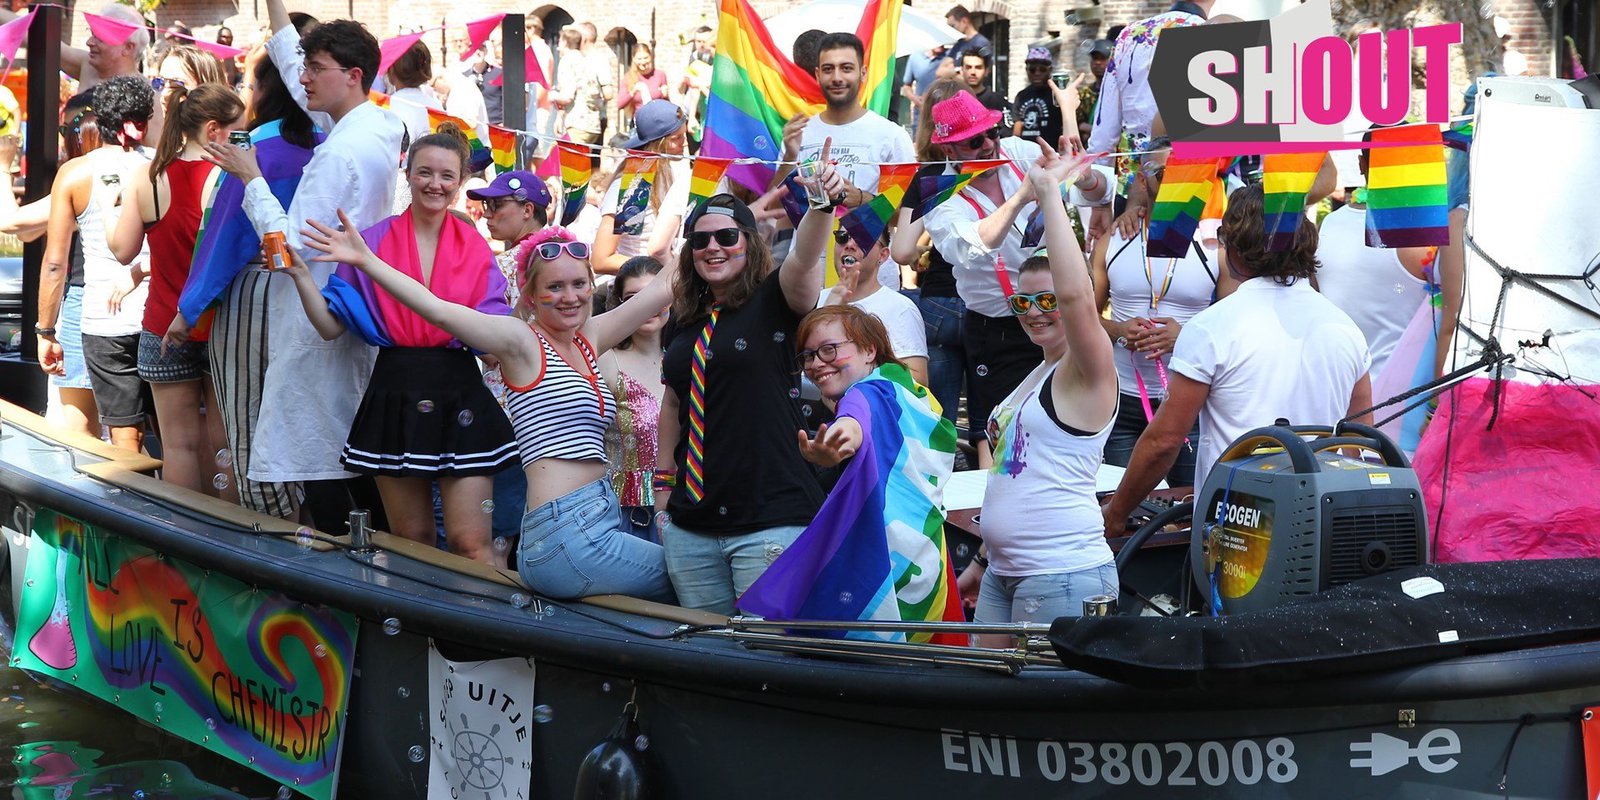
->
[502, 13, 526, 168]
[21, 4, 61, 366]
[727, 616, 1054, 636]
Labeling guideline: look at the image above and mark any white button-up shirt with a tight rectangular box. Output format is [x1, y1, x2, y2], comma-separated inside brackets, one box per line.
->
[923, 137, 1040, 318]
[238, 24, 406, 483]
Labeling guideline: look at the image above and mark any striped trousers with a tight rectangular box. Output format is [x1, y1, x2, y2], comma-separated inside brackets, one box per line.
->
[208, 268, 301, 518]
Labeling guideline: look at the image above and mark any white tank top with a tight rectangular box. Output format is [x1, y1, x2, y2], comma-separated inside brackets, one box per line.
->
[981, 362, 1117, 576]
[1314, 205, 1431, 377]
[77, 146, 151, 337]
[1105, 229, 1216, 400]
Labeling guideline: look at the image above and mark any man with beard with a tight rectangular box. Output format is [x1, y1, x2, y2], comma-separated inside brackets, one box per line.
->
[775, 32, 914, 206]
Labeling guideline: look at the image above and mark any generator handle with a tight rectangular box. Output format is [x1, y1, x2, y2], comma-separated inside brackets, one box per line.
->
[1282, 423, 1410, 468]
[1215, 426, 1319, 474]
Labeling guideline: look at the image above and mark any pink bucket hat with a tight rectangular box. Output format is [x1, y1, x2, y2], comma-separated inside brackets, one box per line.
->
[930, 91, 1004, 144]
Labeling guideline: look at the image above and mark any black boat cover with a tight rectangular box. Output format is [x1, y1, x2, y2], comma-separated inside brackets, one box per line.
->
[1050, 558, 1600, 688]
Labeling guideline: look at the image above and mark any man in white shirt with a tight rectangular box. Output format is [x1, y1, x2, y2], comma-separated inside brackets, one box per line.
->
[922, 90, 1109, 459]
[819, 228, 929, 385]
[776, 32, 916, 206]
[204, 0, 406, 515]
[1103, 183, 1372, 526]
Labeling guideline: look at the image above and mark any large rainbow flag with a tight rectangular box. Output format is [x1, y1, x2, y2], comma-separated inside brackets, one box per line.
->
[1365, 123, 1448, 248]
[854, 0, 902, 117]
[910, 159, 1009, 221]
[740, 364, 964, 644]
[702, 0, 824, 190]
[426, 107, 489, 164]
[1146, 153, 1226, 258]
[1260, 152, 1324, 251]
[839, 163, 917, 251]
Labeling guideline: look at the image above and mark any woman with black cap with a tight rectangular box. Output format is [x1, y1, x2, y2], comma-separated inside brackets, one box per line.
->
[592, 99, 692, 276]
[651, 142, 845, 614]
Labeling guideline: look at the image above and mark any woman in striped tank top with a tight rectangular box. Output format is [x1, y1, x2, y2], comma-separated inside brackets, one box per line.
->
[302, 218, 679, 602]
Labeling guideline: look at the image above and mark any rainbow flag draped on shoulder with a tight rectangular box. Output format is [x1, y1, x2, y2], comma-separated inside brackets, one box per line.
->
[740, 364, 965, 645]
[702, 0, 824, 191]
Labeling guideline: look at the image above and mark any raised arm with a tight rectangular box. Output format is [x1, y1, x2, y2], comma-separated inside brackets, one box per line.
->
[584, 252, 681, 353]
[887, 206, 924, 266]
[1032, 144, 1117, 421]
[778, 138, 842, 315]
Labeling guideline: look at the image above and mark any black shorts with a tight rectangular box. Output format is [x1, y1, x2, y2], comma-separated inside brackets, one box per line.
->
[82, 333, 152, 427]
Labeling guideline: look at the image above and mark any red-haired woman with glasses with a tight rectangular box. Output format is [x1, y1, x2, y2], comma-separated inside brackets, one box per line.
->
[302, 215, 681, 603]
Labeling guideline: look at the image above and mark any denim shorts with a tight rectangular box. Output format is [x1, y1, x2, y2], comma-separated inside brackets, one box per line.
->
[137, 330, 209, 383]
[973, 562, 1118, 625]
[50, 286, 93, 390]
[518, 478, 675, 603]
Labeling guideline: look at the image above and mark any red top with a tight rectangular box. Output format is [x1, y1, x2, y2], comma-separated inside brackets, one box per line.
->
[143, 157, 215, 340]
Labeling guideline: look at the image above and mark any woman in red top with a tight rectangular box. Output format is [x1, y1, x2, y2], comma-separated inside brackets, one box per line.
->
[111, 82, 245, 497]
[617, 44, 672, 117]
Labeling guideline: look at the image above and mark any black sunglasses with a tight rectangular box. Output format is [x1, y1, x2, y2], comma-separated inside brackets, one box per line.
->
[953, 129, 997, 150]
[690, 228, 743, 250]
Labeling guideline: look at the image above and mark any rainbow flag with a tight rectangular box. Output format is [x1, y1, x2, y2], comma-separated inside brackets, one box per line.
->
[1365, 124, 1448, 248]
[688, 156, 734, 208]
[1443, 120, 1473, 152]
[740, 364, 964, 644]
[702, 0, 824, 190]
[778, 173, 810, 228]
[1146, 153, 1225, 258]
[1260, 152, 1324, 251]
[426, 107, 489, 162]
[368, 90, 391, 109]
[488, 125, 517, 172]
[854, 0, 902, 117]
[910, 159, 1008, 221]
[613, 155, 660, 233]
[549, 141, 592, 225]
[839, 163, 918, 252]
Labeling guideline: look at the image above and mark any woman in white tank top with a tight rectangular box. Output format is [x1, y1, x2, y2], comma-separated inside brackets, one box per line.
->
[968, 146, 1121, 647]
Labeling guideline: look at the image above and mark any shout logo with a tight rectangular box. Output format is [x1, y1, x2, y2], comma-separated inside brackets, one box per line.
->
[1151, 0, 1461, 154]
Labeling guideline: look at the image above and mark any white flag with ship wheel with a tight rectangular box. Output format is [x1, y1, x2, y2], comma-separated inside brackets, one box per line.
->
[427, 643, 536, 799]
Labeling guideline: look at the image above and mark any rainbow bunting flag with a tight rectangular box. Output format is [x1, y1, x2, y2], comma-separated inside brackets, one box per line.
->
[368, 90, 391, 109]
[688, 156, 735, 208]
[854, 0, 902, 117]
[910, 159, 1009, 221]
[1443, 120, 1473, 152]
[426, 107, 489, 161]
[839, 163, 918, 252]
[702, 0, 824, 190]
[1260, 152, 1324, 251]
[613, 155, 661, 233]
[488, 125, 517, 173]
[1365, 124, 1448, 248]
[740, 364, 965, 644]
[1146, 153, 1226, 258]
[778, 173, 811, 228]
[549, 141, 592, 226]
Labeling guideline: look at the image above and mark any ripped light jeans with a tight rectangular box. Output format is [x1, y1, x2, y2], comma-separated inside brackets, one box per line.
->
[660, 519, 805, 615]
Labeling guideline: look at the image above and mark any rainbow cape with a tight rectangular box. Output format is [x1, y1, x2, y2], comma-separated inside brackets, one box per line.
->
[854, 0, 902, 117]
[1261, 152, 1324, 251]
[488, 125, 517, 172]
[178, 120, 321, 325]
[910, 159, 1009, 221]
[1146, 153, 1225, 258]
[839, 163, 917, 252]
[1365, 124, 1448, 248]
[549, 141, 592, 225]
[688, 156, 734, 208]
[740, 364, 964, 644]
[702, 0, 824, 190]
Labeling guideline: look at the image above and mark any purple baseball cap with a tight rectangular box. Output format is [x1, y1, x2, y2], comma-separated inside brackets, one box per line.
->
[466, 170, 551, 206]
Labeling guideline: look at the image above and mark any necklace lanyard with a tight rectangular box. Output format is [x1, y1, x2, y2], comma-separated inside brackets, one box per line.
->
[1140, 223, 1178, 313]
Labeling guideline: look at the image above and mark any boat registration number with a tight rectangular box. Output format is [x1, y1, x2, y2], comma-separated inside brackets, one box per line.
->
[942, 731, 1299, 786]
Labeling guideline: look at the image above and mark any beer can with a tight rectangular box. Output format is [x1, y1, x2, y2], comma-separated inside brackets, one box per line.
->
[263, 230, 289, 271]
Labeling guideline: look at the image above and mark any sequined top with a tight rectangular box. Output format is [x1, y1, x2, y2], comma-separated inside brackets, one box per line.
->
[605, 371, 661, 507]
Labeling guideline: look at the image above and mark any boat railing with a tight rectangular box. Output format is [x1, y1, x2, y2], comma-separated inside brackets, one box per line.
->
[698, 617, 1063, 674]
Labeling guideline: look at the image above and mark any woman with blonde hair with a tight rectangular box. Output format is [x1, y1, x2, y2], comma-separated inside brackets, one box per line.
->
[591, 99, 690, 275]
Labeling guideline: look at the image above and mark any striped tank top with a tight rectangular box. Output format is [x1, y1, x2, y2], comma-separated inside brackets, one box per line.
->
[506, 328, 617, 466]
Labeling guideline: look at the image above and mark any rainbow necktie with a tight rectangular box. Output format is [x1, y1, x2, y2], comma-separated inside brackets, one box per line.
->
[684, 304, 720, 503]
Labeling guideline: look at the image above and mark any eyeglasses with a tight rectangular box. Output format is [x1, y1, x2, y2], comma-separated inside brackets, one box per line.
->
[483, 197, 526, 214]
[795, 340, 855, 371]
[535, 240, 591, 260]
[1137, 160, 1165, 182]
[302, 61, 356, 77]
[1008, 291, 1059, 315]
[951, 129, 997, 151]
[689, 228, 743, 250]
[150, 77, 187, 92]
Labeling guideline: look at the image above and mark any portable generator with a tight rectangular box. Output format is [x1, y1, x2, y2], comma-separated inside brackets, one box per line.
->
[1189, 423, 1428, 615]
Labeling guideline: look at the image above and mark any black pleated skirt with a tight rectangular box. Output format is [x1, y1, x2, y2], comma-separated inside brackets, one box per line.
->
[341, 348, 518, 477]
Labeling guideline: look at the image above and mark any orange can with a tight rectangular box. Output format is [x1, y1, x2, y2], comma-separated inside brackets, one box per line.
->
[262, 231, 289, 271]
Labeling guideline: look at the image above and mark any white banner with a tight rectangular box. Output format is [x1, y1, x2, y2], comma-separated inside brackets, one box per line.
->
[427, 642, 536, 800]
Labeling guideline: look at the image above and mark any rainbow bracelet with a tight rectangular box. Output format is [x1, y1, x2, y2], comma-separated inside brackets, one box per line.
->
[651, 469, 678, 494]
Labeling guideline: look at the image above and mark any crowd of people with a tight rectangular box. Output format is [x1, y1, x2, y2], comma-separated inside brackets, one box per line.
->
[16, 0, 1469, 637]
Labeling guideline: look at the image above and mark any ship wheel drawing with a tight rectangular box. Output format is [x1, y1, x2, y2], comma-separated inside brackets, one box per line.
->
[448, 714, 516, 797]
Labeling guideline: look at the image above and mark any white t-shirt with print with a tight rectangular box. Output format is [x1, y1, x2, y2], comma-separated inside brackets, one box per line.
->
[816, 285, 929, 361]
[797, 111, 916, 194]
[599, 159, 691, 258]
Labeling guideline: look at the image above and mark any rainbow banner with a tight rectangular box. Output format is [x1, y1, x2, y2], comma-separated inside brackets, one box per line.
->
[839, 162, 918, 252]
[15, 510, 358, 800]
[488, 124, 517, 172]
[1146, 153, 1225, 258]
[702, 0, 824, 190]
[1261, 152, 1324, 251]
[1365, 124, 1449, 248]
[910, 159, 1009, 221]
[426, 107, 489, 162]
[689, 156, 735, 208]
[854, 0, 902, 117]
[613, 155, 661, 233]
[550, 141, 592, 225]
[741, 364, 964, 643]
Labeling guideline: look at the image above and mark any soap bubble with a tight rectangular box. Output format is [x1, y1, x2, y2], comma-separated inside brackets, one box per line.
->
[206, 717, 217, 730]
[313, 644, 327, 659]
[838, 591, 853, 605]
[493, 538, 510, 556]
[533, 704, 554, 723]
[634, 734, 650, 751]
[277, 787, 294, 800]
[295, 527, 314, 549]
[215, 449, 233, 469]
[772, 331, 786, 343]
[458, 410, 474, 426]
[734, 337, 748, 351]
[212, 473, 230, 490]
[416, 400, 435, 413]
[396, 686, 410, 699]
[407, 745, 425, 763]
[382, 618, 401, 636]
[510, 593, 532, 609]
[481, 499, 495, 514]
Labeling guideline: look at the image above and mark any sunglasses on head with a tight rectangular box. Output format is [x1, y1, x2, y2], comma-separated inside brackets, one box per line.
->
[689, 228, 743, 250]
[1008, 291, 1059, 315]
[150, 77, 187, 92]
[535, 240, 590, 260]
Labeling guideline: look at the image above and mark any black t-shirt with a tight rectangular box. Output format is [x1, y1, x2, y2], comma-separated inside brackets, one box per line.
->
[974, 89, 1010, 132]
[662, 268, 825, 533]
[904, 163, 956, 297]
[1011, 84, 1063, 148]
[947, 34, 993, 70]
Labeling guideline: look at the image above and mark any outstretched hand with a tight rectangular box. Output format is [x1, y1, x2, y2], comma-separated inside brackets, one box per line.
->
[1026, 138, 1096, 199]
[301, 209, 372, 266]
[796, 421, 860, 468]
